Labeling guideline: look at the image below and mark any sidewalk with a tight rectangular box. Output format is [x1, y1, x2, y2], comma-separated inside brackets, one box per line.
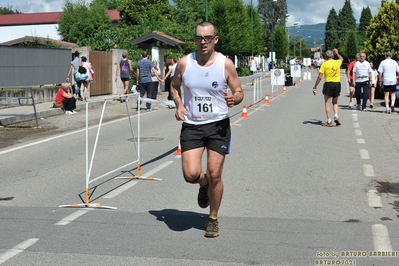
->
[0, 94, 133, 126]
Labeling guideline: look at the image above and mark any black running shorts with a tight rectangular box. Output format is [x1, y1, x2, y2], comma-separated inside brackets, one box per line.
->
[323, 82, 341, 98]
[180, 118, 231, 154]
[383, 85, 396, 93]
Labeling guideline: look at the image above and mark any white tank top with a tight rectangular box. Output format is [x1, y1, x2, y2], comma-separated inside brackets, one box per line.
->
[182, 52, 228, 125]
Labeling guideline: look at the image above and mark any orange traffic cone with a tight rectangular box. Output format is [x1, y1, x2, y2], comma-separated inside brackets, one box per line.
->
[240, 104, 249, 118]
[264, 94, 270, 105]
[173, 139, 182, 155]
[282, 86, 287, 93]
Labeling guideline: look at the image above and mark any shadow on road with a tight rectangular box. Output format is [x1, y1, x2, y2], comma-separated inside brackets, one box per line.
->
[149, 209, 208, 232]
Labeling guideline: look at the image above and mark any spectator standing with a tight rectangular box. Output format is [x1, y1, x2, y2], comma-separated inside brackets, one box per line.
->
[312, 49, 343, 127]
[353, 52, 372, 111]
[369, 61, 378, 109]
[378, 51, 399, 113]
[66, 51, 82, 100]
[136, 51, 154, 111]
[150, 60, 162, 100]
[55, 83, 77, 115]
[163, 58, 173, 100]
[115, 52, 135, 96]
[170, 57, 181, 98]
[170, 21, 244, 237]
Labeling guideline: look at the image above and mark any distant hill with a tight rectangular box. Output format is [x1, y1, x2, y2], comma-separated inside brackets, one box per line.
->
[290, 23, 326, 48]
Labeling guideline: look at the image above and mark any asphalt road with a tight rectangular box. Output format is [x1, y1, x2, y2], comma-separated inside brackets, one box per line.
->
[1, 70, 399, 266]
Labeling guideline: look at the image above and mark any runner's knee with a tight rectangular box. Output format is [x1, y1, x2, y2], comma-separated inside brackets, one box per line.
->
[184, 174, 201, 184]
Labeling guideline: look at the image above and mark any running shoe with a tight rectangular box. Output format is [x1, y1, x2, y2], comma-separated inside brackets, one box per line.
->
[334, 118, 341, 126]
[369, 104, 373, 109]
[72, 110, 77, 114]
[385, 109, 391, 114]
[391, 106, 395, 113]
[322, 122, 333, 127]
[197, 184, 209, 208]
[349, 102, 353, 108]
[204, 217, 220, 238]
[65, 111, 74, 115]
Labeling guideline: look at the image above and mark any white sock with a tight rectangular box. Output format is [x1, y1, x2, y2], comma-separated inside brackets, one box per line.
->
[327, 118, 332, 123]
[334, 114, 338, 118]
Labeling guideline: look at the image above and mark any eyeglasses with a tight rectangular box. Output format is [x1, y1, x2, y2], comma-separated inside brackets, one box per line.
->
[194, 35, 215, 43]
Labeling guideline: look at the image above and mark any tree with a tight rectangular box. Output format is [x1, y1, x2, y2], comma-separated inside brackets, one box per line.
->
[273, 25, 288, 61]
[258, 0, 287, 55]
[337, 0, 356, 49]
[92, 0, 122, 9]
[344, 29, 358, 58]
[0, 5, 21, 14]
[324, 8, 339, 51]
[247, 4, 265, 56]
[209, 0, 252, 56]
[357, 6, 372, 49]
[58, 0, 112, 46]
[364, 1, 399, 63]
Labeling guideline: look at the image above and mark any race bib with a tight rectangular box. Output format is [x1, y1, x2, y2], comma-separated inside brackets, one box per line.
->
[192, 96, 219, 120]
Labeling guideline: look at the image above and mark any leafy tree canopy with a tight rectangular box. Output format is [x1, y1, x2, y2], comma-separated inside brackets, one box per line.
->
[324, 8, 339, 51]
[0, 5, 21, 14]
[364, 1, 399, 64]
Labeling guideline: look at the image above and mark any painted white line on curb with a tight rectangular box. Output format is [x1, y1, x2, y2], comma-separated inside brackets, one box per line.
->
[355, 129, 362, 136]
[357, 139, 365, 144]
[55, 209, 92, 226]
[363, 164, 375, 177]
[372, 224, 392, 251]
[0, 238, 39, 264]
[367, 189, 382, 208]
[103, 161, 174, 199]
[360, 149, 370, 160]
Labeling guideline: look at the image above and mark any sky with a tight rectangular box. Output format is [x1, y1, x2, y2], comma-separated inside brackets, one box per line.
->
[1, 0, 382, 25]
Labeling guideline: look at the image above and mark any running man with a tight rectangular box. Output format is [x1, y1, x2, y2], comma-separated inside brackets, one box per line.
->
[378, 51, 399, 113]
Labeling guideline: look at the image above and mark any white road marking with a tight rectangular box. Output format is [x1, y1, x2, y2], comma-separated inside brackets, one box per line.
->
[0, 116, 133, 155]
[353, 122, 360, 128]
[372, 224, 393, 251]
[55, 209, 92, 226]
[0, 238, 39, 264]
[103, 161, 174, 199]
[367, 190, 382, 208]
[363, 164, 375, 177]
[352, 113, 358, 121]
[355, 129, 362, 136]
[360, 149, 370, 160]
[357, 139, 365, 144]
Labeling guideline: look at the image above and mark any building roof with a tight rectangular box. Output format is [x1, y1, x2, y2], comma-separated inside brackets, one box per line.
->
[0, 36, 78, 49]
[131, 31, 186, 49]
[0, 10, 120, 26]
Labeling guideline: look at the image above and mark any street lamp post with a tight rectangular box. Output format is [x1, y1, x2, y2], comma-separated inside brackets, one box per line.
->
[270, 0, 277, 70]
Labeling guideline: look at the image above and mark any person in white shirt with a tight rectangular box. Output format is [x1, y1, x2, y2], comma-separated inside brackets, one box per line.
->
[378, 51, 399, 113]
[353, 52, 372, 111]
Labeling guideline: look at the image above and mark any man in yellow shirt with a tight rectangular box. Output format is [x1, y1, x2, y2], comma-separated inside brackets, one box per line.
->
[312, 48, 343, 127]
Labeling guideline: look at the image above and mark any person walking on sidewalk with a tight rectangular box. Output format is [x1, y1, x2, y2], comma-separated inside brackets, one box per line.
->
[136, 51, 154, 111]
[378, 51, 399, 113]
[352, 52, 372, 111]
[115, 52, 135, 96]
[170, 21, 244, 238]
[66, 51, 82, 100]
[312, 48, 343, 127]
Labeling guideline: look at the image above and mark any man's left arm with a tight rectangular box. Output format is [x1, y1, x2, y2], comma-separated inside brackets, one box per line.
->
[225, 58, 243, 107]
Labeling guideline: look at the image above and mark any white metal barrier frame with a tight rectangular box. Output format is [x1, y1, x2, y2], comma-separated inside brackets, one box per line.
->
[239, 73, 264, 109]
[59, 91, 173, 210]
